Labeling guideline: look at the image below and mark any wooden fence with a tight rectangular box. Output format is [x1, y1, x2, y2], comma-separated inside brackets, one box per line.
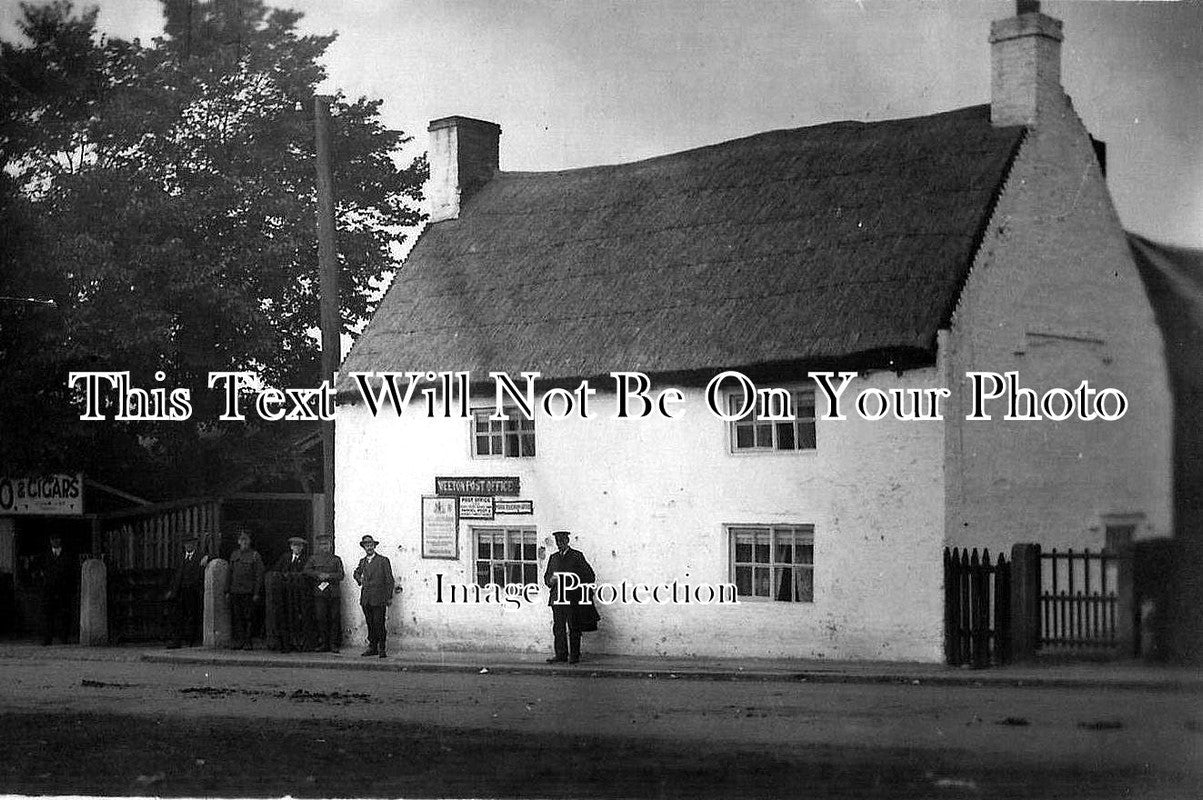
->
[102, 499, 221, 642]
[944, 547, 1011, 667]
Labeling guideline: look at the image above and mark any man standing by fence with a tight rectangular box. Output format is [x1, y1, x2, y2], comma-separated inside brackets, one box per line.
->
[303, 533, 344, 652]
[269, 536, 310, 653]
[165, 535, 208, 648]
[225, 532, 264, 650]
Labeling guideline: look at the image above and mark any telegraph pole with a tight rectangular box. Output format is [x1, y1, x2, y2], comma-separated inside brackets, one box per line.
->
[314, 96, 338, 541]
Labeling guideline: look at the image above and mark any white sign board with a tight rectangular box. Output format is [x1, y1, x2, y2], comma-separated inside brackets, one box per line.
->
[495, 499, 534, 515]
[459, 496, 495, 520]
[421, 495, 459, 559]
[0, 474, 84, 516]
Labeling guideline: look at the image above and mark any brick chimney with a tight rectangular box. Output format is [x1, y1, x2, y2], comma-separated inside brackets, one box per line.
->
[989, 0, 1064, 126]
[427, 116, 501, 222]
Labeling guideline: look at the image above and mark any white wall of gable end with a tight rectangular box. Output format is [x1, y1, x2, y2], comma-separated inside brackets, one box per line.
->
[944, 98, 1173, 552]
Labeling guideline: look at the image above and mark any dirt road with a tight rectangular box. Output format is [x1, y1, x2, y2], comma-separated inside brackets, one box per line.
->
[0, 649, 1199, 797]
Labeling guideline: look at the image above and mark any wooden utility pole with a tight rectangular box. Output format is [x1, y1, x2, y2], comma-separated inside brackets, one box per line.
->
[314, 96, 338, 541]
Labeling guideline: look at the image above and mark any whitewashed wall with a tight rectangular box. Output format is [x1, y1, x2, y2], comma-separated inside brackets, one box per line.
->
[335, 367, 946, 662]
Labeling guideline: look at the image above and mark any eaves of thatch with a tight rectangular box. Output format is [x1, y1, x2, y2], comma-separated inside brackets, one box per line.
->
[341, 104, 1025, 390]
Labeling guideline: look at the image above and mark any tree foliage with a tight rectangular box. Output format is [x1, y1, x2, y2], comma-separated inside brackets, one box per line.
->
[0, 0, 426, 497]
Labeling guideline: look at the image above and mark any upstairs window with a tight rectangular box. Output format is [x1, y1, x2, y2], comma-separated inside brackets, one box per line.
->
[730, 389, 816, 452]
[729, 524, 814, 602]
[472, 408, 535, 458]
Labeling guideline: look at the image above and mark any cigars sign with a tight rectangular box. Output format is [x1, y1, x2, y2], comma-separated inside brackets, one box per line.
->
[0, 474, 84, 516]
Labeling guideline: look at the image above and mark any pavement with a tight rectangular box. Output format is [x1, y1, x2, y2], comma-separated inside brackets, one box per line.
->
[4, 640, 1201, 690]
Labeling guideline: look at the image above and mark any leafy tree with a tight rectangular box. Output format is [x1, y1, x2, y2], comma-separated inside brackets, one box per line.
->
[0, 0, 426, 497]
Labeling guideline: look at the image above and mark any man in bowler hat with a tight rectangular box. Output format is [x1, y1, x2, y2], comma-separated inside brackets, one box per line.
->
[165, 534, 208, 648]
[544, 530, 598, 664]
[352, 535, 394, 657]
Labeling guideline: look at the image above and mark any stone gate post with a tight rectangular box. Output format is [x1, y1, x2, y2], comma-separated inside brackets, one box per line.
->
[204, 559, 230, 648]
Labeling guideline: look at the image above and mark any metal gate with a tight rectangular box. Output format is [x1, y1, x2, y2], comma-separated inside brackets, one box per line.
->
[944, 547, 1011, 667]
[1040, 548, 1125, 652]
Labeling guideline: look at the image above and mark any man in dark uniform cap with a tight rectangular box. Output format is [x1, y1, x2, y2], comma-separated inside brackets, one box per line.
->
[544, 530, 598, 664]
[166, 534, 208, 648]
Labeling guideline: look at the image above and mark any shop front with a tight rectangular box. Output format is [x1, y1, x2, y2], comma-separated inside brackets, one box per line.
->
[0, 473, 93, 639]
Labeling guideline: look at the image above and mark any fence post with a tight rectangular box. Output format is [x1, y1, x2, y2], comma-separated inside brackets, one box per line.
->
[970, 549, 985, 668]
[79, 558, 108, 646]
[1009, 543, 1041, 661]
[1115, 541, 1137, 657]
[264, 572, 281, 648]
[994, 551, 1011, 664]
[943, 548, 954, 664]
[203, 559, 231, 649]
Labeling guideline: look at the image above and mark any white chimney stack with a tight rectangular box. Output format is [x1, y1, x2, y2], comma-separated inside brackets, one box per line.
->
[989, 0, 1065, 127]
[427, 116, 501, 223]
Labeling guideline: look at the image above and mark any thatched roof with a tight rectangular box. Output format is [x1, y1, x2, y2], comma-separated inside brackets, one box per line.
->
[342, 104, 1024, 386]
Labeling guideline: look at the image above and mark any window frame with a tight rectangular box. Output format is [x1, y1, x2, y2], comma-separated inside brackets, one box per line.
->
[471, 407, 536, 459]
[727, 388, 817, 454]
[727, 524, 815, 603]
[472, 526, 540, 588]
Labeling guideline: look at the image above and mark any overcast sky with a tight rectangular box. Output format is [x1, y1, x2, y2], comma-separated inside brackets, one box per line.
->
[3, 0, 1200, 247]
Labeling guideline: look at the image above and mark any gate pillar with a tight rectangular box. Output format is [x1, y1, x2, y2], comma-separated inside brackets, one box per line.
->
[1116, 542, 1137, 657]
[1009, 543, 1041, 661]
[79, 558, 108, 646]
[203, 559, 231, 648]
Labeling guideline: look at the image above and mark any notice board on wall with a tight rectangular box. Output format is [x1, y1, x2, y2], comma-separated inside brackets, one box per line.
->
[421, 495, 459, 559]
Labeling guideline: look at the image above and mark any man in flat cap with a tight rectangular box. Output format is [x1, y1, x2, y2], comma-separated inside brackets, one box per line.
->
[352, 535, 394, 658]
[270, 536, 309, 652]
[225, 531, 264, 650]
[544, 530, 598, 664]
[165, 534, 208, 648]
[303, 533, 345, 652]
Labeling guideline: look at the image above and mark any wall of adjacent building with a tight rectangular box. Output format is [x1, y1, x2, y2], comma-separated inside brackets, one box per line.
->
[943, 95, 1174, 552]
[335, 368, 946, 662]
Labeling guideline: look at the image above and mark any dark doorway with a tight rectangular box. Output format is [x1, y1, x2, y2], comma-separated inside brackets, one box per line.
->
[9, 517, 92, 640]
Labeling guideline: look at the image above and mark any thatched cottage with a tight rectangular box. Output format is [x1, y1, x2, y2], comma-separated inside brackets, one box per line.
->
[333, 2, 1171, 661]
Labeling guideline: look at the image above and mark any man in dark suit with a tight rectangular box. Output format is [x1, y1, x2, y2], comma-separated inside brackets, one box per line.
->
[352, 535, 394, 658]
[40, 535, 75, 645]
[165, 534, 208, 648]
[544, 530, 597, 664]
[303, 533, 344, 652]
[269, 536, 309, 652]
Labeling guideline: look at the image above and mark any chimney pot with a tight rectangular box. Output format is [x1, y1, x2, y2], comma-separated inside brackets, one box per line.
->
[427, 116, 501, 222]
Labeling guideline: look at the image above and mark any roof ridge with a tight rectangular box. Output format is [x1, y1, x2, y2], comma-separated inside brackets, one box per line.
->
[494, 104, 1005, 179]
